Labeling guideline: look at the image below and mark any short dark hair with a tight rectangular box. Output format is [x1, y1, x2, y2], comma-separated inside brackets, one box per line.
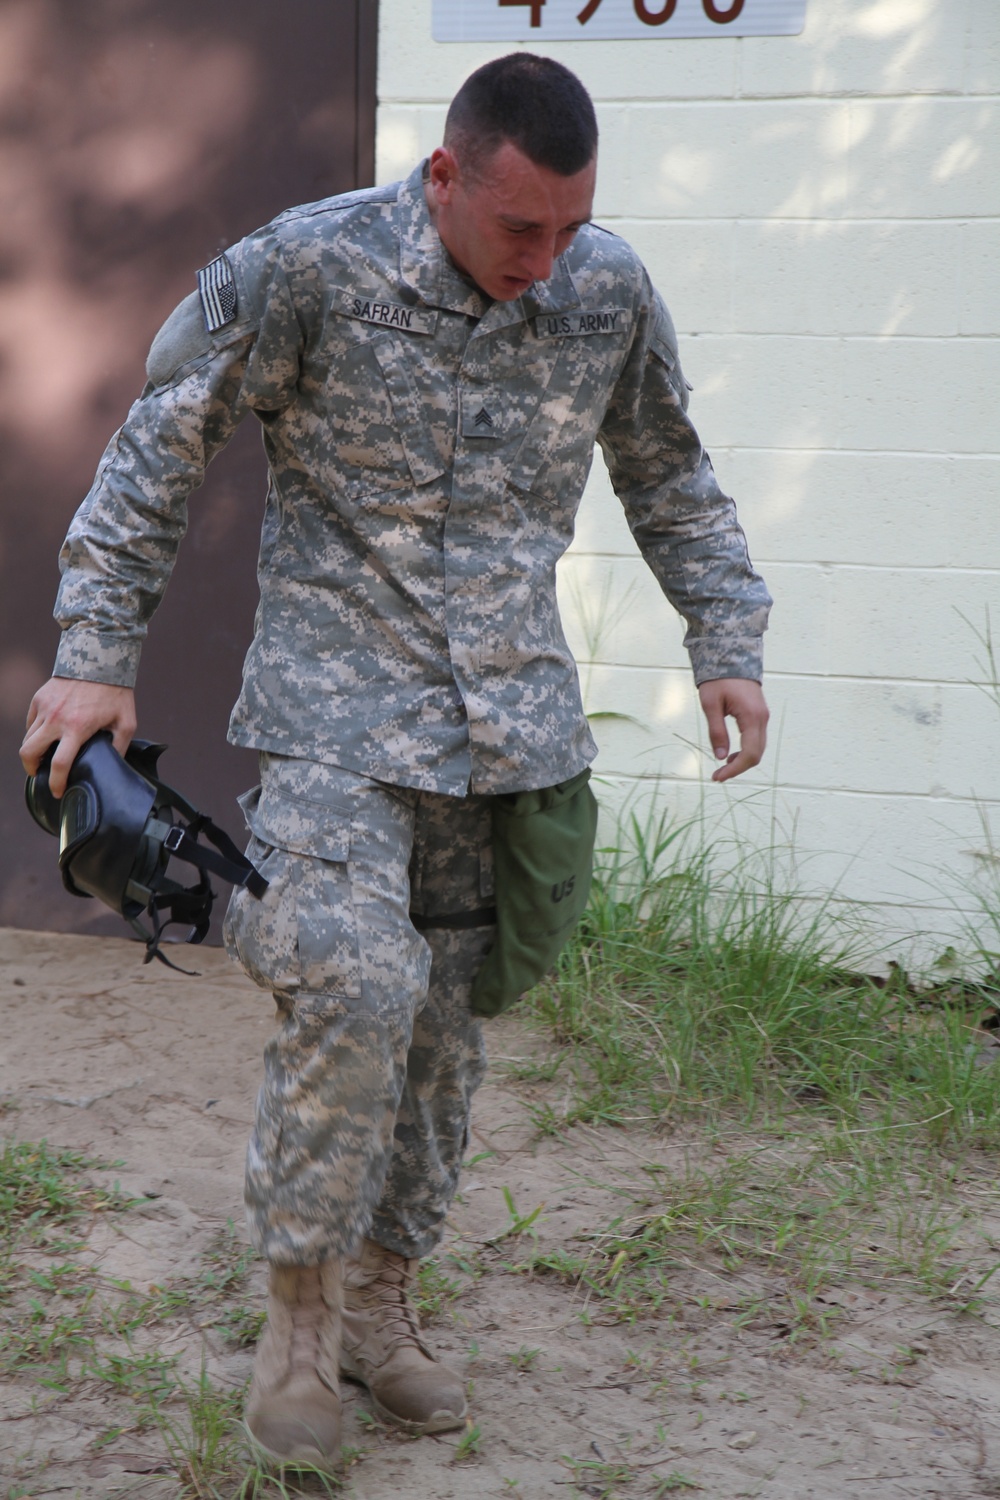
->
[444, 53, 597, 178]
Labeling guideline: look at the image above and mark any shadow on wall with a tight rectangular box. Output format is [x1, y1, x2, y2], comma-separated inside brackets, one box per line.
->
[0, 0, 369, 936]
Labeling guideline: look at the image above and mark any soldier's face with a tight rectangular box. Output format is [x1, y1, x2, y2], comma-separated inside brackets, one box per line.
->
[427, 141, 596, 301]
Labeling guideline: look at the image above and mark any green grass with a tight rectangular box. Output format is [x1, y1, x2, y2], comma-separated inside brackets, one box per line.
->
[453, 1419, 483, 1463]
[499, 806, 1000, 1334]
[525, 805, 1000, 1143]
[413, 1253, 466, 1321]
[0, 1139, 341, 1497]
[505, 1133, 996, 1337]
[146, 1362, 351, 1499]
[0, 1138, 129, 1239]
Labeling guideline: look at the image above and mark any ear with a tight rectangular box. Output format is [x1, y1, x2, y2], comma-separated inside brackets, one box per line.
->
[428, 146, 460, 206]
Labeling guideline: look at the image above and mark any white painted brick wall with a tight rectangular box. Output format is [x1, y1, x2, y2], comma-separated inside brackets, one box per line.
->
[377, 0, 1000, 970]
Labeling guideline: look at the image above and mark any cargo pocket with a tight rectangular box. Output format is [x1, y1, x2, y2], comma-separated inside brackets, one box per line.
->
[223, 785, 362, 998]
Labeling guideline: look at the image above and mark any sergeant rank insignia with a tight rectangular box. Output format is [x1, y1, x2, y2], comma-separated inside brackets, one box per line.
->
[197, 254, 238, 333]
[461, 392, 502, 438]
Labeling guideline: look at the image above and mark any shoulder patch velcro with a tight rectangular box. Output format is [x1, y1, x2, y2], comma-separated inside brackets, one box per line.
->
[197, 254, 238, 333]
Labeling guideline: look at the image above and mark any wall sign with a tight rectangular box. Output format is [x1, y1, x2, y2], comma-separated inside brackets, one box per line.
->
[433, 0, 806, 40]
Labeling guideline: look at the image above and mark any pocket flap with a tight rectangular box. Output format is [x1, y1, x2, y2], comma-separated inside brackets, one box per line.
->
[370, 335, 448, 488]
[238, 786, 351, 862]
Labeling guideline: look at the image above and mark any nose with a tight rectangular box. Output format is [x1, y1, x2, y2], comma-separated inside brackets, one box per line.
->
[520, 238, 557, 285]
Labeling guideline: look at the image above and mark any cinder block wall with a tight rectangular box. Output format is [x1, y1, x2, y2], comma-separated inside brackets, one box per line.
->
[377, 2, 1000, 969]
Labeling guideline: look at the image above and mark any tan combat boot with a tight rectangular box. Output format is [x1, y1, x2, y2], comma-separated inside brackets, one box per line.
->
[244, 1261, 343, 1474]
[341, 1239, 468, 1434]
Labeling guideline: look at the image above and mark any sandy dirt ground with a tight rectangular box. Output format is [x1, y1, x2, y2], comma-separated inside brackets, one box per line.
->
[2, 926, 1000, 1499]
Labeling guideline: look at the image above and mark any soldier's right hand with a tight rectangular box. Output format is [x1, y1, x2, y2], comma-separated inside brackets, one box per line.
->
[20, 678, 137, 799]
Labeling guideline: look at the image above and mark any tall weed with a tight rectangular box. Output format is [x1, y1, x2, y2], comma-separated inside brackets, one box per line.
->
[528, 804, 1000, 1143]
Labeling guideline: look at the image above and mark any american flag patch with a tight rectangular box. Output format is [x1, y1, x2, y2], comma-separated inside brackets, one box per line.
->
[197, 255, 238, 333]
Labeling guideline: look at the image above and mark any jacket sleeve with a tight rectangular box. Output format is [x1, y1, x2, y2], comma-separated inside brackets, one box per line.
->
[52, 231, 303, 687]
[596, 274, 772, 685]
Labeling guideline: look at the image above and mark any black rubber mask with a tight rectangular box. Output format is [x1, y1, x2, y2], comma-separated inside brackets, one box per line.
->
[26, 732, 267, 968]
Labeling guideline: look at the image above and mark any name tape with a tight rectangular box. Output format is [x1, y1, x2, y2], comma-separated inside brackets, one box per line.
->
[534, 309, 630, 338]
[340, 292, 437, 334]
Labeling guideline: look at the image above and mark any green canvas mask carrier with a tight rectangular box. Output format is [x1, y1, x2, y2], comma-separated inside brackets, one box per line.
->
[413, 768, 598, 1018]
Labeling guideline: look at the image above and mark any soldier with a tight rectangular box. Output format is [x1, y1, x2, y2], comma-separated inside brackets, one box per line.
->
[21, 54, 771, 1474]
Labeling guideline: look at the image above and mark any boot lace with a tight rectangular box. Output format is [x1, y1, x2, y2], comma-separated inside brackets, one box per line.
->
[361, 1253, 422, 1354]
[289, 1268, 326, 1370]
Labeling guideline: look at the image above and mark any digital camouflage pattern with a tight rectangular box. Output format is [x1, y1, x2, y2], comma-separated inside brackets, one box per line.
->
[53, 160, 771, 797]
[54, 160, 772, 1265]
[224, 754, 493, 1263]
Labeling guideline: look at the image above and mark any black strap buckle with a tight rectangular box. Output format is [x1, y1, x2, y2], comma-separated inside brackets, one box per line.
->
[163, 825, 186, 854]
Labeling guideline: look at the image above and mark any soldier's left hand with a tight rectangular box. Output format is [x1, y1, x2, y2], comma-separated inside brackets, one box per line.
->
[698, 678, 769, 783]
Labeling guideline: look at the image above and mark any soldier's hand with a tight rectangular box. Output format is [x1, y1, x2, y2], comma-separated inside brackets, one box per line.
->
[698, 677, 769, 784]
[20, 677, 137, 799]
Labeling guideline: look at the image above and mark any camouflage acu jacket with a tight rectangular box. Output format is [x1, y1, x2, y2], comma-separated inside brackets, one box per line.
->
[53, 162, 771, 796]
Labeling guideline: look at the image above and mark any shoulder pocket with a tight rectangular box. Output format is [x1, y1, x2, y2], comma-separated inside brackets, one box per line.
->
[650, 332, 677, 372]
[649, 335, 691, 412]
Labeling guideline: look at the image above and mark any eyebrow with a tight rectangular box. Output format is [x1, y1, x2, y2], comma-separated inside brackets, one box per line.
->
[498, 213, 592, 231]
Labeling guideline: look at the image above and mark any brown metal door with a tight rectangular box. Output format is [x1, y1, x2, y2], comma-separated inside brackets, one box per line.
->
[0, 0, 378, 938]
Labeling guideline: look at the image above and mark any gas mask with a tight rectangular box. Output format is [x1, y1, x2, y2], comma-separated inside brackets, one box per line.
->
[26, 731, 267, 969]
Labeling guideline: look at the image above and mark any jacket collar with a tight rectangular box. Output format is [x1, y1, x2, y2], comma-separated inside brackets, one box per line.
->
[397, 162, 487, 317]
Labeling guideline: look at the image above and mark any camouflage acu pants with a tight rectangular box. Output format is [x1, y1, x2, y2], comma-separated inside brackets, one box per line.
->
[223, 754, 494, 1266]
